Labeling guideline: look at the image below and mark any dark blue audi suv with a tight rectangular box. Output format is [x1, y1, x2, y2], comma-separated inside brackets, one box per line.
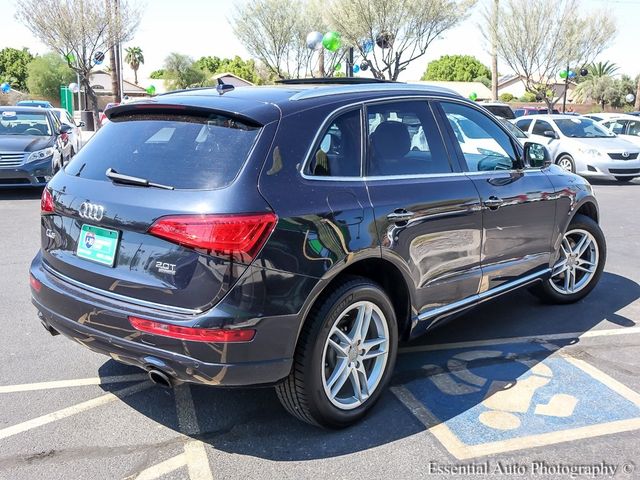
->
[30, 79, 606, 427]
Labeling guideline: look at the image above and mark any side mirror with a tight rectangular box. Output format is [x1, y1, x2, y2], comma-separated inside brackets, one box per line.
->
[59, 124, 73, 134]
[524, 142, 551, 168]
[78, 121, 85, 128]
[543, 130, 559, 140]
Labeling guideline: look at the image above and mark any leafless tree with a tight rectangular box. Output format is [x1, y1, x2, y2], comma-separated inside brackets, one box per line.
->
[15, 0, 141, 125]
[486, 0, 616, 111]
[327, 0, 476, 81]
[230, 0, 344, 80]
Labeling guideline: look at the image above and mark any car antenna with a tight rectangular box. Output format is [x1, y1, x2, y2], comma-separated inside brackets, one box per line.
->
[216, 78, 234, 95]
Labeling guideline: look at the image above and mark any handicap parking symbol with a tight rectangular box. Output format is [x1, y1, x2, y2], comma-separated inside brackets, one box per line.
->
[394, 342, 640, 459]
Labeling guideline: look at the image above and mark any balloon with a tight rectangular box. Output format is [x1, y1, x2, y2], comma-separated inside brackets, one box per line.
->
[568, 70, 576, 79]
[361, 39, 374, 54]
[306, 31, 324, 51]
[68, 82, 79, 93]
[559, 70, 568, 79]
[469, 92, 478, 101]
[359, 61, 369, 71]
[353, 64, 360, 74]
[0, 82, 10, 94]
[376, 32, 394, 49]
[580, 68, 589, 77]
[626, 93, 636, 103]
[146, 85, 156, 95]
[94, 51, 105, 65]
[334, 63, 342, 71]
[66, 53, 76, 64]
[322, 31, 341, 52]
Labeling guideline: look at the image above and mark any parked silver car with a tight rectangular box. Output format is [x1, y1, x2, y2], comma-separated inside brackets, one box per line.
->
[514, 114, 640, 182]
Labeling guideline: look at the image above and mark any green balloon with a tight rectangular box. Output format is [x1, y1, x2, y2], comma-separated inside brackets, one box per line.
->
[469, 92, 478, 101]
[66, 53, 76, 64]
[146, 85, 156, 95]
[322, 31, 341, 52]
[559, 70, 568, 79]
[334, 63, 342, 71]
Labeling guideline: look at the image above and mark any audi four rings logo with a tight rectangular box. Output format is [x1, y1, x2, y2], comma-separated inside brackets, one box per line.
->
[79, 202, 105, 221]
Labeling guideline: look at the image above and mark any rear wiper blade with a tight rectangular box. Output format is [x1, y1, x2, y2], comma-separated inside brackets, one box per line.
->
[105, 168, 174, 190]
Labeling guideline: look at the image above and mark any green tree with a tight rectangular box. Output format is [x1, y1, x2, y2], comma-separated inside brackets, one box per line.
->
[0, 47, 34, 91]
[162, 53, 206, 90]
[574, 62, 622, 109]
[421, 55, 491, 82]
[25, 53, 75, 101]
[195, 56, 260, 84]
[124, 46, 144, 84]
[149, 69, 165, 79]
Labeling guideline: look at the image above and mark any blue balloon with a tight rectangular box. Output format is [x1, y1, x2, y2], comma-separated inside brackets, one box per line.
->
[0, 83, 10, 94]
[362, 39, 374, 54]
[353, 64, 360, 74]
[568, 70, 576, 79]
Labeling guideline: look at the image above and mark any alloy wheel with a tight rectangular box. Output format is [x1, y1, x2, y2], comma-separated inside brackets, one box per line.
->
[550, 228, 599, 295]
[321, 300, 389, 410]
[557, 156, 574, 172]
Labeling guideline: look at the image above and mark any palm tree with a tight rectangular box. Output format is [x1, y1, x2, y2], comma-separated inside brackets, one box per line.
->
[574, 61, 619, 110]
[125, 46, 144, 84]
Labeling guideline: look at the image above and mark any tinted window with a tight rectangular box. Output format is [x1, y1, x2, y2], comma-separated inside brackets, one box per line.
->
[440, 102, 517, 172]
[366, 101, 451, 176]
[628, 120, 640, 136]
[65, 113, 261, 190]
[0, 111, 52, 136]
[515, 118, 533, 132]
[532, 120, 553, 136]
[604, 120, 626, 134]
[306, 109, 361, 177]
[555, 118, 614, 138]
[483, 105, 515, 120]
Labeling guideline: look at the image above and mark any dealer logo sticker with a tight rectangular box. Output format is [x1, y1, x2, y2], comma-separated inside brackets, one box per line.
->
[85, 232, 95, 249]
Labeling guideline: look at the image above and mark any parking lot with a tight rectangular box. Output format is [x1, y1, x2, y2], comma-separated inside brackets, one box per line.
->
[1, 178, 639, 480]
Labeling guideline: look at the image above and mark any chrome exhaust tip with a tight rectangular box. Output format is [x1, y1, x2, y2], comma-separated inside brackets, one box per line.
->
[148, 369, 173, 389]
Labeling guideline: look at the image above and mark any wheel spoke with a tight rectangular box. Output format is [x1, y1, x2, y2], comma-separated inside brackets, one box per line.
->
[560, 238, 572, 256]
[328, 338, 348, 357]
[575, 235, 592, 256]
[552, 260, 568, 277]
[349, 304, 371, 342]
[349, 366, 369, 401]
[327, 359, 350, 396]
[331, 326, 351, 346]
[575, 264, 595, 273]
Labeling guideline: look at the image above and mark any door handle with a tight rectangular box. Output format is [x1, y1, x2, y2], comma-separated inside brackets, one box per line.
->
[387, 210, 414, 223]
[484, 196, 504, 209]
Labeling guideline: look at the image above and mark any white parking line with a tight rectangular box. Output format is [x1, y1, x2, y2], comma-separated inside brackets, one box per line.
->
[0, 374, 148, 394]
[126, 453, 186, 480]
[399, 325, 640, 354]
[0, 382, 151, 441]
[175, 385, 214, 480]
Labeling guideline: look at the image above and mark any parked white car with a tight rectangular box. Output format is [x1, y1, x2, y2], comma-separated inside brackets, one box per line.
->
[587, 114, 640, 148]
[514, 114, 640, 182]
[50, 108, 84, 157]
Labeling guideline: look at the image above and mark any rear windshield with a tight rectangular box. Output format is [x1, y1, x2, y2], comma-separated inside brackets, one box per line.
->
[65, 113, 261, 190]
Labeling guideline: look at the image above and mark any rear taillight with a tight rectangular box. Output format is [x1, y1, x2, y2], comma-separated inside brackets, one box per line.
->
[29, 274, 42, 292]
[41, 188, 54, 214]
[148, 213, 277, 261]
[128, 316, 255, 343]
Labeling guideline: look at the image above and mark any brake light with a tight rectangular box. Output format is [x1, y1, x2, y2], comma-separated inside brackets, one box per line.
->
[29, 274, 42, 292]
[128, 316, 255, 343]
[41, 188, 54, 214]
[148, 213, 277, 260]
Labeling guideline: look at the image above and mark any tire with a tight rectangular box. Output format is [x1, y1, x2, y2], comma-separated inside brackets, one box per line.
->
[276, 276, 398, 428]
[534, 214, 606, 304]
[556, 154, 575, 173]
[615, 176, 634, 182]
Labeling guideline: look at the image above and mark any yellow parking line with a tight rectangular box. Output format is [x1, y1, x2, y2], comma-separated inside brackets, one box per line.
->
[125, 453, 186, 480]
[399, 325, 640, 354]
[0, 382, 151, 441]
[174, 385, 214, 480]
[0, 374, 148, 394]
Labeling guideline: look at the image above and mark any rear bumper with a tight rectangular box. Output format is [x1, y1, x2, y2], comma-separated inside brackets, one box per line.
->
[0, 157, 55, 187]
[29, 252, 309, 387]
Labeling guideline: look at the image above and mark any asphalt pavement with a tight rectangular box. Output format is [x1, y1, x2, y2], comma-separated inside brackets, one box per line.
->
[0, 178, 639, 480]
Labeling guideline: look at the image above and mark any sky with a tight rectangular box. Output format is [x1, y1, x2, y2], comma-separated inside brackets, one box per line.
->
[1, 0, 638, 86]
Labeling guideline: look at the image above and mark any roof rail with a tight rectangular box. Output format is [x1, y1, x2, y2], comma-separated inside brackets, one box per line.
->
[277, 77, 397, 85]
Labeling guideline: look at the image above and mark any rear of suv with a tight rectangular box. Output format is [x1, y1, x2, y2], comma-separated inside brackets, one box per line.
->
[30, 81, 606, 428]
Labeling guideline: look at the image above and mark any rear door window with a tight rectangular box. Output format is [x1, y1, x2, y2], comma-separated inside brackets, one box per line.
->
[532, 120, 554, 136]
[65, 113, 261, 190]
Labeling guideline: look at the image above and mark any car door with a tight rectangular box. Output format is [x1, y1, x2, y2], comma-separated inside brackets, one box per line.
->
[435, 100, 557, 292]
[363, 99, 483, 321]
[529, 118, 561, 159]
